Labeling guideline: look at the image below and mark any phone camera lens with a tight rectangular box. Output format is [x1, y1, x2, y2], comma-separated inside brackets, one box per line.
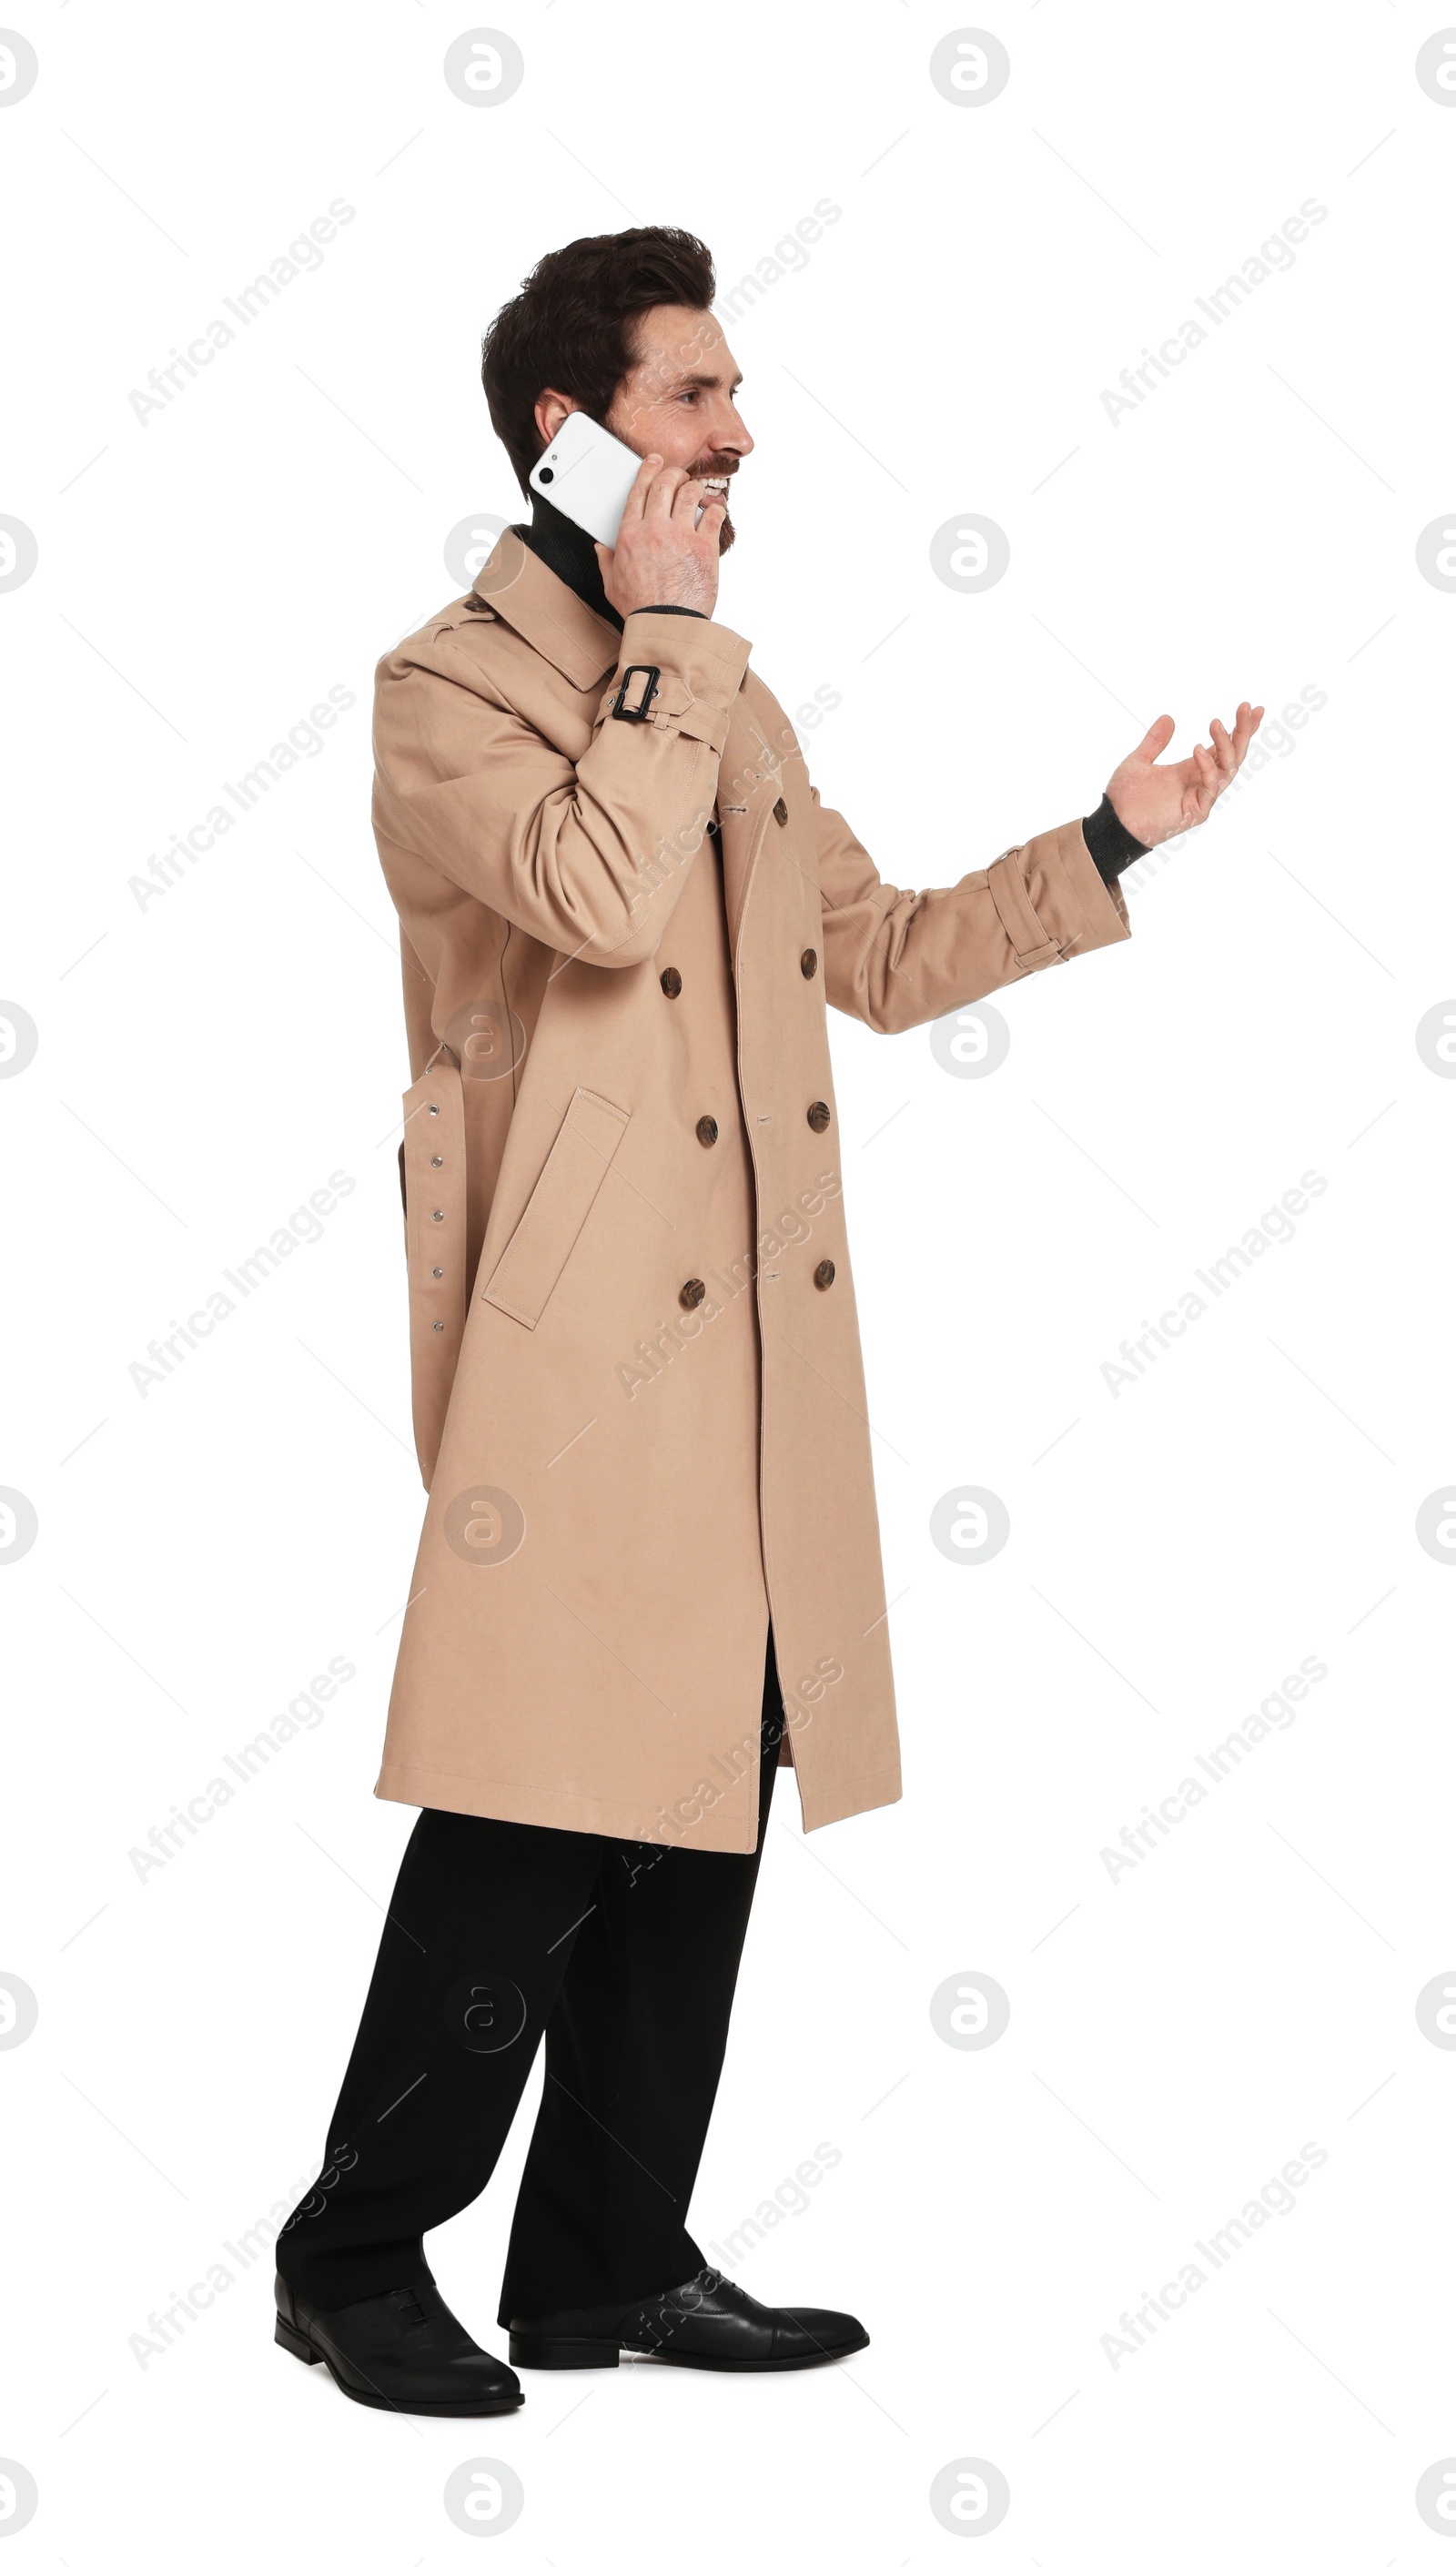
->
[538, 467, 554, 483]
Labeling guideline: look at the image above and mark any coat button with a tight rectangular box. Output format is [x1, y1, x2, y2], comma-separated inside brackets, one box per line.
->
[814, 1259, 835, 1290]
[430, 1153, 443, 1167]
[432, 1266, 444, 1278]
[680, 1277, 707, 1310]
[806, 1101, 831, 1133]
[800, 948, 818, 978]
[696, 1116, 719, 1147]
[773, 796, 788, 826]
[661, 966, 682, 997]
[431, 1208, 444, 1223]
[432, 1319, 444, 1332]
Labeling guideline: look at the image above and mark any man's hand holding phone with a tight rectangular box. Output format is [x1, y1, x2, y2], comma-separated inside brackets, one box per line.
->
[595, 455, 727, 622]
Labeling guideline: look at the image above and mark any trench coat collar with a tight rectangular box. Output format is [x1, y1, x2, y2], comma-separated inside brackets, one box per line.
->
[471, 526, 621, 692]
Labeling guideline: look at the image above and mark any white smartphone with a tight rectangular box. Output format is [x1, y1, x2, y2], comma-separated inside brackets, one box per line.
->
[529, 412, 642, 549]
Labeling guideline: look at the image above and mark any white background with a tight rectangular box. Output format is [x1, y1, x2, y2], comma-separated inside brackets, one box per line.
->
[4, 1, 1455, 2558]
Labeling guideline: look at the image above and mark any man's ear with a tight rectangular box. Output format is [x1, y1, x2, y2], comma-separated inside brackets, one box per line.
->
[533, 388, 578, 445]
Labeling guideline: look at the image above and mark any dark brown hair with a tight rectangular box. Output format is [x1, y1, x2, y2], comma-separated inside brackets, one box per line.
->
[481, 227, 716, 498]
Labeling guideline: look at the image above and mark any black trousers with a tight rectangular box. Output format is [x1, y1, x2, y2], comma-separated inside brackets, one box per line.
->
[277, 1630, 783, 2321]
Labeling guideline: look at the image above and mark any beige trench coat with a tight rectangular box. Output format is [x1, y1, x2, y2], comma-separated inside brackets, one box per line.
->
[370, 528, 1130, 1853]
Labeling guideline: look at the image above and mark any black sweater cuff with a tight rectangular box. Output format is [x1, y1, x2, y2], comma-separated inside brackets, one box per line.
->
[1083, 793, 1150, 884]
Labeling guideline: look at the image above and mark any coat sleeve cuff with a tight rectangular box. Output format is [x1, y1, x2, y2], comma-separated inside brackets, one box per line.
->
[986, 816, 1132, 971]
[599, 611, 753, 754]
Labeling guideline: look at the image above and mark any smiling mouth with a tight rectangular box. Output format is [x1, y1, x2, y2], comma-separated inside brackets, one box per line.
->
[694, 470, 737, 552]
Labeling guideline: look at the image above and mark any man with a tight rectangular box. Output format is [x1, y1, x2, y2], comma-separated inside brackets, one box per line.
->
[274, 227, 1261, 2416]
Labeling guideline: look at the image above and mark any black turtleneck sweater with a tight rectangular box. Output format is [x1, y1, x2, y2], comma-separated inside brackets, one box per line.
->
[514, 491, 1147, 885]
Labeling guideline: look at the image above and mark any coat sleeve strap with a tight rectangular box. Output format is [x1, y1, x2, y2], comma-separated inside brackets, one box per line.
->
[986, 850, 1064, 970]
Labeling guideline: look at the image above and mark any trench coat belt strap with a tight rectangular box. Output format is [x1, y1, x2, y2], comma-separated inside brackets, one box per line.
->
[403, 1041, 468, 1380]
[986, 850, 1063, 971]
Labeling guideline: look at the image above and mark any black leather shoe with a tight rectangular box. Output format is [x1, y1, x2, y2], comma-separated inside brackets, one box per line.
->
[275, 2272, 523, 2415]
[508, 2269, 868, 2372]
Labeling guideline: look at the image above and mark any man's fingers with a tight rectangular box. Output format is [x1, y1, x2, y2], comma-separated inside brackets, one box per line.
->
[678, 480, 727, 537]
[671, 474, 709, 524]
[642, 464, 688, 519]
[1212, 700, 1264, 784]
[617, 454, 661, 529]
[1134, 712, 1177, 765]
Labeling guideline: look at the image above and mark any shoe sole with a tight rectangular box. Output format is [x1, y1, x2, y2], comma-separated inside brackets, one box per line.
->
[509, 2330, 869, 2373]
[276, 2315, 524, 2416]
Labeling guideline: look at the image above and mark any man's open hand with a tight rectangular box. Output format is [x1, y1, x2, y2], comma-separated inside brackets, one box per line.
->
[595, 453, 727, 621]
[1105, 703, 1264, 849]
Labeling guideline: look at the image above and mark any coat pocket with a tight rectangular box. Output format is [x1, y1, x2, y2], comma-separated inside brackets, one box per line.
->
[480, 1086, 631, 1329]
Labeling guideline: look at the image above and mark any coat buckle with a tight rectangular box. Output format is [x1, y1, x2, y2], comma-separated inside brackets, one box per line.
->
[611, 664, 661, 722]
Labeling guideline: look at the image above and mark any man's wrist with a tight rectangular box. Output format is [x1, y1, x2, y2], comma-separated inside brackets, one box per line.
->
[630, 604, 707, 620]
[1083, 793, 1150, 884]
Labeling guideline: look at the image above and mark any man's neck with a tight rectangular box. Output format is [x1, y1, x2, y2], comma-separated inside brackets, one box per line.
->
[515, 490, 622, 633]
